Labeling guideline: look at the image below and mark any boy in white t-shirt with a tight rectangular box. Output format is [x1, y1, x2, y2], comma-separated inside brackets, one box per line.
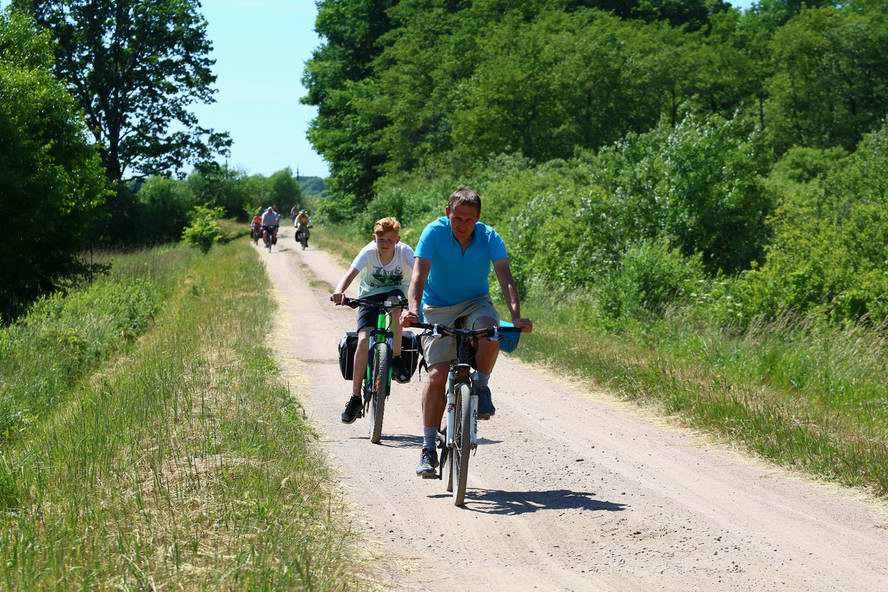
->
[331, 217, 416, 423]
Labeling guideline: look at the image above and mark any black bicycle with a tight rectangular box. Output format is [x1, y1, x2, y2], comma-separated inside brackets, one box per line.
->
[339, 295, 408, 443]
[295, 223, 312, 250]
[412, 322, 523, 506]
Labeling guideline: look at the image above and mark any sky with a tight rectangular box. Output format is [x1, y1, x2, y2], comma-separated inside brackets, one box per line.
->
[190, 0, 329, 178]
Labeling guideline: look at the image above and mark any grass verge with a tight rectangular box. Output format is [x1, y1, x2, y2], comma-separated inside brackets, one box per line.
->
[0, 246, 196, 446]
[311, 225, 362, 265]
[0, 239, 359, 589]
[516, 293, 888, 496]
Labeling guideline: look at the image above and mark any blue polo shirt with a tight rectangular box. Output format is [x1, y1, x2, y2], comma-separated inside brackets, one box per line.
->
[415, 217, 508, 307]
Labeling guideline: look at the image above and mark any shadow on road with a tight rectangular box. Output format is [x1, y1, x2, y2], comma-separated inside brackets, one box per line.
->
[376, 433, 423, 448]
[375, 434, 503, 449]
[461, 488, 627, 516]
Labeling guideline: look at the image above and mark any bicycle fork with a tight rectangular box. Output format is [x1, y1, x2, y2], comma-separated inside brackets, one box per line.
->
[362, 330, 393, 410]
[445, 369, 478, 451]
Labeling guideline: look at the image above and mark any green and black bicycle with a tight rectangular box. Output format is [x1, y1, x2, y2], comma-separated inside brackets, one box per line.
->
[339, 295, 417, 443]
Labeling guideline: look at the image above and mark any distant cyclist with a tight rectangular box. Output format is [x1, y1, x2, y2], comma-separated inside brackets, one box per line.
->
[250, 209, 262, 243]
[260, 204, 282, 245]
[294, 209, 312, 247]
[401, 186, 532, 477]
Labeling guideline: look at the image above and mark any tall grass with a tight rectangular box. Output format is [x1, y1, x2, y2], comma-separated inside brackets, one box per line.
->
[0, 247, 195, 445]
[0, 240, 359, 589]
[517, 292, 888, 495]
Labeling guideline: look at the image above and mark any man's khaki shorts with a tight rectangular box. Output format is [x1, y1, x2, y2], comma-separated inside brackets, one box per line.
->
[421, 295, 499, 366]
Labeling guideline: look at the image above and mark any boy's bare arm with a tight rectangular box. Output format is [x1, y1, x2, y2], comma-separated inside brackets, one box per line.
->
[403, 258, 431, 325]
[331, 267, 360, 304]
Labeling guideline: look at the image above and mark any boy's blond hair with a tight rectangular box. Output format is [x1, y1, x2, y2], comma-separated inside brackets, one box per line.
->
[373, 217, 401, 235]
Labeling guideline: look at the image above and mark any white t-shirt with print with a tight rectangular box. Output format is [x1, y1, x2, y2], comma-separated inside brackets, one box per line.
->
[351, 241, 415, 298]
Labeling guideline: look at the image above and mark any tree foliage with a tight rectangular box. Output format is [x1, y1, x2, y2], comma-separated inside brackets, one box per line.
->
[307, 0, 888, 326]
[738, 122, 888, 323]
[302, 0, 396, 205]
[13, 0, 231, 183]
[0, 8, 108, 321]
[766, 6, 888, 152]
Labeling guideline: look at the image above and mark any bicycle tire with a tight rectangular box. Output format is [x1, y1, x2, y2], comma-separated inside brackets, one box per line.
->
[451, 382, 472, 506]
[368, 342, 390, 444]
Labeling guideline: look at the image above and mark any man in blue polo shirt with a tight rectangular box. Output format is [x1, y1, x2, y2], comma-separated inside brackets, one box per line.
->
[402, 186, 533, 477]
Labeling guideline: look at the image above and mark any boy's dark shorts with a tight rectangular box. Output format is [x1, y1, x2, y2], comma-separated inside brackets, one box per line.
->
[356, 289, 406, 332]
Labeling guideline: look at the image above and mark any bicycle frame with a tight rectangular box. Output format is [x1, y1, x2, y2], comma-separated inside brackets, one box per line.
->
[363, 307, 394, 401]
[412, 323, 520, 479]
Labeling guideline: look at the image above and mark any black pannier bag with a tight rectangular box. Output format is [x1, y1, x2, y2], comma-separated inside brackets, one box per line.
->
[338, 331, 358, 380]
[339, 330, 420, 383]
[393, 330, 420, 383]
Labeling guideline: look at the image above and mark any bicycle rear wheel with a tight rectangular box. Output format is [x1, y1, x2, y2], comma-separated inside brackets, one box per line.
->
[450, 382, 472, 506]
[368, 342, 390, 444]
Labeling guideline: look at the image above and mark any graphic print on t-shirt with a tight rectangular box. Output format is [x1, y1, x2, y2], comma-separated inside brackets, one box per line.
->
[370, 266, 403, 289]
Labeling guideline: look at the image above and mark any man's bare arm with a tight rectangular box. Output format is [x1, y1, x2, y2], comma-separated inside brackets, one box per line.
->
[493, 259, 533, 332]
[402, 258, 431, 325]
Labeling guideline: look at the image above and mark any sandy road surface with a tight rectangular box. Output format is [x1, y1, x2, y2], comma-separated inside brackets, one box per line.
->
[255, 227, 888, 592]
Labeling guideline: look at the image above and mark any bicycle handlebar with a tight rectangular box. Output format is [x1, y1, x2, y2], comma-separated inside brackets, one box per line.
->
[335, 296, 407, 310]
[410, 322, 523, 339]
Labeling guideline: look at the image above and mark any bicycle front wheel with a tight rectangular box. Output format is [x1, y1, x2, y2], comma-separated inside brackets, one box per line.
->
[368, 342, 390, 444]
[450, 382, 472, 506]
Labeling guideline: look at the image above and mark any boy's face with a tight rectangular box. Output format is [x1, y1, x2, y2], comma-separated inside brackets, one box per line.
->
[374, 229, 400, 252]
[446, 202, 480, 242]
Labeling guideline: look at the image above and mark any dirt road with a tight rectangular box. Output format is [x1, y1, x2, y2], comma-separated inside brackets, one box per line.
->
[255, 227, 888, 592]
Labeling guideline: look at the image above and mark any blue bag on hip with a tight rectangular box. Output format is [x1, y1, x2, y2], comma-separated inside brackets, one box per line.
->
[498, 320, 520, 353]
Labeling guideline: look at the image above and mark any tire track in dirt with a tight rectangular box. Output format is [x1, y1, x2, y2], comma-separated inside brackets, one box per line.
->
[255, 227, 888, 592]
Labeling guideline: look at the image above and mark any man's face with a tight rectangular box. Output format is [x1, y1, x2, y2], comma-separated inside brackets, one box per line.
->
[446, 203, 480, 242]
[374, 229, 400, 253]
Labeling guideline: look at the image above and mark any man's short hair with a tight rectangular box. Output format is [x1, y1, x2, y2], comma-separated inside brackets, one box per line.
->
[448, 186, 481, 214]
[374, 217, 401, 234]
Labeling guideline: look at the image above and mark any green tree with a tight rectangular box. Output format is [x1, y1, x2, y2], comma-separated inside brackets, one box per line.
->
[370, 0, 475, 174]
[186, 163, 250, 219]
[766, 6, 888, 152]
[302, 0, 396, 205]
[13, 0, 230, 183]
[133, 176, 197, 242]
[268, 168, 304, 213]
[0, 9, 108, 320]
[450, 10, 673, 162]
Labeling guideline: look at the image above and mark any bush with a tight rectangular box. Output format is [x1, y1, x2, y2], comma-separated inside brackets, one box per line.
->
[589, 114, 773, 274]
[737, 121, 888, 324]
[597, 239, 706, 322]
[181, 204, 225, 253]
[0, 10, 109, 320]
[133, 176, 197, 242]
